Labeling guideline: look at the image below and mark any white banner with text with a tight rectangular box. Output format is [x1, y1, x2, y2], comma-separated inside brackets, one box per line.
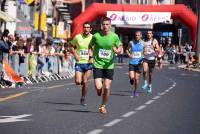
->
[107, 11, 171, 25]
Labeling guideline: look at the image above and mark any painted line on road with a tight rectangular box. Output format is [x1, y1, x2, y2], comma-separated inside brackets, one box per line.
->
[34, 82, 76, 89]
[165, 89, 170, 92]
[104, 119, 123, 127]
[145, 100, 155, 105]
[87, 77, 177, 134]
[158, 92, 166, 96]
[87, 129, 103, 134]
[47, 85, 65, 89]
[0, 92, 28, 102]
[152, 96, 161, 100]
[28, 79, 94, 90]
[121, 111, 136, 118]
[135, 105, 146, 111]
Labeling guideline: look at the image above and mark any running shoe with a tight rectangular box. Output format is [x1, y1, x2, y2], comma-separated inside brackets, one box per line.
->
[129, 79, 134, 85]
[142, 83, 148, 90]
[99, 105, 107, 114]
[80, 97, 87, 106]
[147, 85, 152, 93]
[131, 91, 139, 98]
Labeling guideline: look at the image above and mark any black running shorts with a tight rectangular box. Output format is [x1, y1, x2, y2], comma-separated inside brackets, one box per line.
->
[143, 59, 156, 72]
[129, 64, 142, 73]
[93, 68, 114, 80]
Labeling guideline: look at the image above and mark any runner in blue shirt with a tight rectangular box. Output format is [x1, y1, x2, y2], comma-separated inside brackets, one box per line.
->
[126, 31, 144, 97]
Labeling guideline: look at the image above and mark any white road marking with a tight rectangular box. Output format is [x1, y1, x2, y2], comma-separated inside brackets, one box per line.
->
[145, 100, 155, 105]
[48, 85, 64, 89]
[152, 96, 161, 100]
[135, 105, 146, 111]
[121, 111, 136, 118]
[158, 92, 166, 96]
[104, 119, 123, 127]
[0, 114, 32, 123]
[165, 89, 170, 92]
[87, 77, 177, 134]
[87, 129, 103, 134]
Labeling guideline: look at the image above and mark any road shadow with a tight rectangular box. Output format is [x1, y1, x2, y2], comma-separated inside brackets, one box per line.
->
[115, 90, 132, 93]
[111, 90, 145, 97]
[110, 93, 130, 97]
[44, 101, 80, 106]
[57, 109, 98, 114]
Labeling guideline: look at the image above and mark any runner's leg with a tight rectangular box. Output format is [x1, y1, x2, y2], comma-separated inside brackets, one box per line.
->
[75, 71, 82, 85]
[94, 78, 103, 96]
[142, 61, 148, 90]
[134, 72, 140, 95]
[129, 70, 135, 85]
[80, 70, 91, 106]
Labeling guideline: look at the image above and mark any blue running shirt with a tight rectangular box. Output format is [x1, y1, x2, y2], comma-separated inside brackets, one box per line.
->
[129, 40, 144, 65]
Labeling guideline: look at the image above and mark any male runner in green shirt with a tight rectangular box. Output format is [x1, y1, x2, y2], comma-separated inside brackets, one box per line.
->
[90, 17, 122, 114]
[71, 22, 93, 106]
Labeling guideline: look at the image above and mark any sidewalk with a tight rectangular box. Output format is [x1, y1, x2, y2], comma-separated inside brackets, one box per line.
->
[177, 64, 200, 72]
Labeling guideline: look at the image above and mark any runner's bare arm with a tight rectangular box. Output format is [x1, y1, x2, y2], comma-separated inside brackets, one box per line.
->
[143, 42, 148, 55]
[153, 39, 160, 52]
[113, 44, 122, 55]
[126, 42, 132, 58]
[69, 42, 79, 61]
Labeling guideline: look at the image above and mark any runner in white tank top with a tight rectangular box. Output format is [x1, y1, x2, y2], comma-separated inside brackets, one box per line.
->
[142, 30, 160, 93]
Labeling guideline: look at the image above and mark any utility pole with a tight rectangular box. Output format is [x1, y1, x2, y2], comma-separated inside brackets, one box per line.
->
[196, 1, 200, 65]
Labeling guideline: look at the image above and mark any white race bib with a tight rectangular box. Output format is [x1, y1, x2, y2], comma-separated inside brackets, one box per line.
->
[132, 52, 142, 58]
[147, 48, 153, 54]
[79, 49, 89, 58]
[98, 49, 111, 59]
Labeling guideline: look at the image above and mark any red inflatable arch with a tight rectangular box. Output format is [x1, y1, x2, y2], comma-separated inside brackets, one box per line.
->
[72, 3, 197, 48]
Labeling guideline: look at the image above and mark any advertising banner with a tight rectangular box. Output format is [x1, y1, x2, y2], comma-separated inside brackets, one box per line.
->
[107, 11, 171, 25]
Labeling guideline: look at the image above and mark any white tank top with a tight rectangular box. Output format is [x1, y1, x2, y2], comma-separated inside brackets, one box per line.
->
[144, 39, 156, 60]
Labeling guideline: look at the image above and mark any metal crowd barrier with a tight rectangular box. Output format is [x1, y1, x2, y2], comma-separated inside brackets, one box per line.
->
[1, 52, 75, 87]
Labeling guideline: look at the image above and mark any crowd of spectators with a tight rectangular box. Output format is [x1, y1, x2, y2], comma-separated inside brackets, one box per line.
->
[0, 29, 73, 88]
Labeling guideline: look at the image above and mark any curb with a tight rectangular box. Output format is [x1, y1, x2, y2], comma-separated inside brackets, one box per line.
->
[178, 65, 200, 72]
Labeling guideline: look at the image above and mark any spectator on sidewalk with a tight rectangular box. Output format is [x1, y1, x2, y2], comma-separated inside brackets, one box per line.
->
[26, 38, 37, 77]
[46, 39, 55, 73]
[0, 29, 10, 72]
[186, 53, 197, 69]
[36, 37, 45, 76]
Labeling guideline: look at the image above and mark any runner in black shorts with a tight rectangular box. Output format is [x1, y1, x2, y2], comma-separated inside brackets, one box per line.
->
[126, 31, 144, 97]
[89, 17, 122, 114]
[142, 30, 160, 93]
[93, 68, 114, 80]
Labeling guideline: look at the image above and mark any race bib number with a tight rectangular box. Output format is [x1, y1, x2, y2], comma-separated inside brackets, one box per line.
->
[132, 52, 142, 58]
[147, 48, 153, 54]
[98, 49, 111, 59]
[80, 50, 89, 58]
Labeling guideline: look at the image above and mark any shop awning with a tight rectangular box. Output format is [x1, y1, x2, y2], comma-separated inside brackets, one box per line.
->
[0, 10, 17, 22]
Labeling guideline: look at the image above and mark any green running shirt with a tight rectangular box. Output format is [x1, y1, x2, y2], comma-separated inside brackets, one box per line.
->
[71, 33, 92, 64]
[91, 31, 121, 69]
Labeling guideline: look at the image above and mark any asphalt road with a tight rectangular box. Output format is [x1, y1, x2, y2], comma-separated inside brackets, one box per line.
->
[0, 64, 200, 134]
